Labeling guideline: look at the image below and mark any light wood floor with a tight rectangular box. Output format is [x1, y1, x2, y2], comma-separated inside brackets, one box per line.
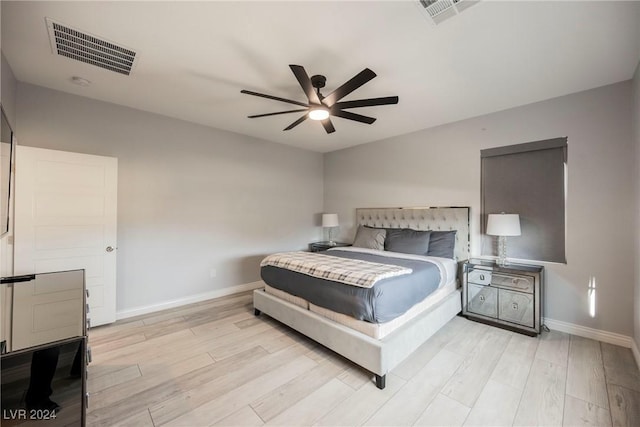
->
[86, 291, 640, 426]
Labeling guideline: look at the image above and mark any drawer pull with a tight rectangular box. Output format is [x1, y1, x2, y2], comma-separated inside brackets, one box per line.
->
[479, 295, 485, 302]
[468, 270, 492, 285]
[512, 302, 519, 310]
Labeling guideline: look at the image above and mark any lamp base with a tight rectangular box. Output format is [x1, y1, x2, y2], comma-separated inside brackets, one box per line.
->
[327, 227, 337, 246]
[497, 236, 508, 267]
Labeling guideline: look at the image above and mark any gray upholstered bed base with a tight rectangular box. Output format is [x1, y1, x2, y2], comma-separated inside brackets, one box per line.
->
[254, 207, 469, 389]
[253, 286, 462, 389]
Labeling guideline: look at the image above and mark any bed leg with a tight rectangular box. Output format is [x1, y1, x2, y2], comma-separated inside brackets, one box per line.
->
[375, 374, 386, 390]
[254, 308, 261, 316]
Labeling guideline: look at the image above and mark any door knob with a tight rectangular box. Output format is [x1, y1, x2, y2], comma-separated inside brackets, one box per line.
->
[106, 246, 115, 252]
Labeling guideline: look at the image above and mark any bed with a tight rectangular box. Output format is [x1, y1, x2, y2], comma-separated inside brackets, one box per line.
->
[253, 206, 470, 389]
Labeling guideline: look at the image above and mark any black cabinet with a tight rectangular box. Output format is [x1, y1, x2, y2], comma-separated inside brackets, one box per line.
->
[1, 270, 88, 426]
[308, 241, 352, 252]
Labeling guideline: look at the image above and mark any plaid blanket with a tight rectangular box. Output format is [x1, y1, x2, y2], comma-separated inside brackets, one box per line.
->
[260, 251, 413, 288]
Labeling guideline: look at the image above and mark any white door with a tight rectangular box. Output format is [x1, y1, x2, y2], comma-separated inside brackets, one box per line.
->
[14, 146, 117, 326]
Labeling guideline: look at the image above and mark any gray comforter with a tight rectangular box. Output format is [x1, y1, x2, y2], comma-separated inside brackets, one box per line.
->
[260, 249, 442, 323]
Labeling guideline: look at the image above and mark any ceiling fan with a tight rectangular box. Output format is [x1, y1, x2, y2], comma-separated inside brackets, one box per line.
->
[240, 65, 399, 134]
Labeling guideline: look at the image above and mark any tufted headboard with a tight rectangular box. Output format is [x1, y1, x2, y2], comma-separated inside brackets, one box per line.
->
[356, 207, 470, 261]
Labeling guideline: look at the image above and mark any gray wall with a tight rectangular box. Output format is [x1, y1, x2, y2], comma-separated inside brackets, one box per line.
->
[325, 81, 635, 336]
[16, 83, 323, 314]
[1, 53, 16, 127]
[634, 62, 640, 349]
[10, 76, 638, 337]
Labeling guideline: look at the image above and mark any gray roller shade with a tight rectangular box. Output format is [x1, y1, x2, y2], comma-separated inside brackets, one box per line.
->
[481, 137, 567, 263]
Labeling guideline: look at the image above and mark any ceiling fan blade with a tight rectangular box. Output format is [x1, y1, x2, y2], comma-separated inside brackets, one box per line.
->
[248, 109, 308, 119]
[333, 96, 399, 109]
[284, 114, 308, 131]
[321, 118, 336, 134]
[331, 109, 376, 124]
[241, 89, 308, 108]
[322, 68, 377, 106]
[289, 65, 321, 105]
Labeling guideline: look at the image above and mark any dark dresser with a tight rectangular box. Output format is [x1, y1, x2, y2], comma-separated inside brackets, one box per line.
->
[308, 241, 352, 252]
[1, 270, 88, 426]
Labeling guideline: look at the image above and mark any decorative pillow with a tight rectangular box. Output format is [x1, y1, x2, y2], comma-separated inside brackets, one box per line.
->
[427, 230, 457, 258]
[352, 225, 386, 251]
[385, 228, 431, 256]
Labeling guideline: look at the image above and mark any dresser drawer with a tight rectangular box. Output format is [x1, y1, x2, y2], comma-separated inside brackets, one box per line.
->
[467, 283, 498, 318]
[492, 273, 534, 293]
[498, 288, 534, 327]
[467, 269, 492, 285]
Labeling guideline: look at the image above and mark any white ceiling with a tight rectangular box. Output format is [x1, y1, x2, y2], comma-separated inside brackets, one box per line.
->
[2, 1, 639, 153]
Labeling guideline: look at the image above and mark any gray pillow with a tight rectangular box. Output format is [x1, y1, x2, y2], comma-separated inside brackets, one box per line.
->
[385, 229, 431, 256]
[353, 225, 386, 250]
[427, 230, 457, 258]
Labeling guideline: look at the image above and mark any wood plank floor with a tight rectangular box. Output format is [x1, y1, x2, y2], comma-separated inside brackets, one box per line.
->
[86, 291, 640, 426]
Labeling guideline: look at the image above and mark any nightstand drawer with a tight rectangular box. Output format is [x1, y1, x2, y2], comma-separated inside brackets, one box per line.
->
[467, 269, 492, 285]
[498, 289, 534, 327]
[467, 283, 498, 318]
[492, 273, 534, 293]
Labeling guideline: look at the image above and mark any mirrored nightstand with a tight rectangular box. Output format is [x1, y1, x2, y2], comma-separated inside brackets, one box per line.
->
[462, 258, 544, 336]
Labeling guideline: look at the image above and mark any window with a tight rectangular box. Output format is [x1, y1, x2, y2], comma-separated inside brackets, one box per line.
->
[481, 137, 567, 263]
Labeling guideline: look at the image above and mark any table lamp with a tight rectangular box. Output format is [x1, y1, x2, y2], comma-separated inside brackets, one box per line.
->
[486, 213, 521, 266]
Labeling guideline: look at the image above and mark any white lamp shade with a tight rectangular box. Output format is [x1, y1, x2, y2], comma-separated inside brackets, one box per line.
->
[486, 214, 521, 236]
[322, 213, 339, 227]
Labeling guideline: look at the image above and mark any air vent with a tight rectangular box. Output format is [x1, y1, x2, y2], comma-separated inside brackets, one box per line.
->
[418, 0, 479, 24]
[46, 18, 137, 75]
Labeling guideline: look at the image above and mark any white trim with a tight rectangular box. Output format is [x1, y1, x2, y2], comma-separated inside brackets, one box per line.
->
[632, 339, 640, 372]
[115, 281, 264, 320]
[543, 317, 632, 348]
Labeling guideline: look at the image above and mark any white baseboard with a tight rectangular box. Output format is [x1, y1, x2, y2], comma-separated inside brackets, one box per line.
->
[543, 317, 632, 348]
[116, 280, 265, 320]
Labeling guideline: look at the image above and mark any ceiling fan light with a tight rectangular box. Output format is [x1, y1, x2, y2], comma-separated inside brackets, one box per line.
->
[308, 107, 329, 121]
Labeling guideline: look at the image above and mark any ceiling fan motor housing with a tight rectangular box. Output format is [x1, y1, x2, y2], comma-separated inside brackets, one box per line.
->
[310, 75, 327, 89]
